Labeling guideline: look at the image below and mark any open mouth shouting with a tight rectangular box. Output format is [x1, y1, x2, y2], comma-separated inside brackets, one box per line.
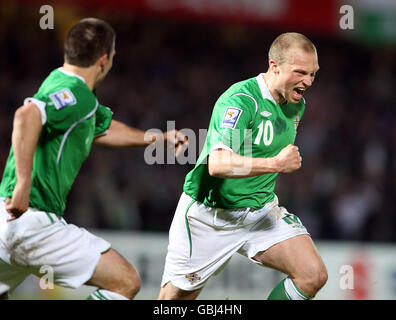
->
[292, 87, 306, 101]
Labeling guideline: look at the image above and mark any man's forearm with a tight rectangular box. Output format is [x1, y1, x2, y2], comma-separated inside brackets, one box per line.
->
[208, 149, 279, 179]
[12, 104, 42, 190]
[208, 144, 301, 179]
[93, 120, 158, 148]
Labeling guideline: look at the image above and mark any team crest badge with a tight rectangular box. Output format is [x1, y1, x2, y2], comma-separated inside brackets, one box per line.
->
[49, 89, 77, 110]
[185, 272, 201, 284]
[293, 115, 300, 131]
[220, 107, 243, 129]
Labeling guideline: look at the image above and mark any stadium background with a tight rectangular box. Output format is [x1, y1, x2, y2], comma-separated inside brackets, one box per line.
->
[0, 0, 395, 299]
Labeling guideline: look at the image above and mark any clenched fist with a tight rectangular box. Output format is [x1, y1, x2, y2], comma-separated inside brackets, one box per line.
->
[274, 144, 302, 173]
[163, 129, 189, 157]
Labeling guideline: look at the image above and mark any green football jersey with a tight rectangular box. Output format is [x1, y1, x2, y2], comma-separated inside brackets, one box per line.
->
[183, 74, 305, 209]
[0, 68, 113, 216]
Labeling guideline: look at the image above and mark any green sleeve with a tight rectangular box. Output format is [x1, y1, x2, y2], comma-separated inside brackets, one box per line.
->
[35, 87, 97, 132]
[207, 94, 256, 153]
[94, 105, 113, 136]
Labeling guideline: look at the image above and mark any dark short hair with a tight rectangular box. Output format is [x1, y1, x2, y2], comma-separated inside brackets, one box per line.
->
[64, 18, 115, 67]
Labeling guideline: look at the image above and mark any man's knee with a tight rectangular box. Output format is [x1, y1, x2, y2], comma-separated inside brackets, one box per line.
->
[110, 261, 141, 299]
[294, 263, 328, 296]
[123, 267, 141, 298]
[308, 266, 328, 292]
[87, 249, 141, 299]
[317, 267, 328, 290]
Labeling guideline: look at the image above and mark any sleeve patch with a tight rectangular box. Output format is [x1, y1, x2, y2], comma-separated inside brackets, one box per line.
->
[49, 89, 77, 110]
[220, 107, 243, 130]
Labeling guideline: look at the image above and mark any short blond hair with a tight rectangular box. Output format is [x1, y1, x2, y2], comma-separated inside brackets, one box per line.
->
[268, 32, 316, 65]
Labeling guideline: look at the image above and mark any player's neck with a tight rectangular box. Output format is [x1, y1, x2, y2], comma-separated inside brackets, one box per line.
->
[62, 63, 97, 91]
[262, 72, 287, 105]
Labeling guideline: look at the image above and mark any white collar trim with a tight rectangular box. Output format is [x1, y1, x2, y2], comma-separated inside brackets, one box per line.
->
[256, 73, 276, 104]
[58, 67, 86, 83]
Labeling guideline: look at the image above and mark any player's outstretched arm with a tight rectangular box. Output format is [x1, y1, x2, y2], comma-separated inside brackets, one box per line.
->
[208, 144, 302, 179]
[6, 102, 42, 221]
[93, 120, 188, 155]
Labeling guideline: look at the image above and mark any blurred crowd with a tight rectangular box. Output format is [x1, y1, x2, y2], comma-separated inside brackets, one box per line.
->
[0, 10, 395, 242]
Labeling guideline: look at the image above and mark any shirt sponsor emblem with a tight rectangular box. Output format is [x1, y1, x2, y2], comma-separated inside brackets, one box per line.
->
[49, 89, 77, 110]
[220, 107, 243, 129]
[260, 111, 272, 117]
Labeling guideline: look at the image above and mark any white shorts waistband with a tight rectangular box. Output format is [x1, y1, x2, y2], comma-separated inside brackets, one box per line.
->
[182, 193, 279, 230]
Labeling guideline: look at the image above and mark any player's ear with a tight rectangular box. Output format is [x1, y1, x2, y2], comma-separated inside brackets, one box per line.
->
[268, 59, 280, 75]
[97, 53, 109, 73]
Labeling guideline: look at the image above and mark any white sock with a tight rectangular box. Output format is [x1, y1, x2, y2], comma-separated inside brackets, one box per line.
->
[88, 289, 129, 300]
[284, 278, 312, 300]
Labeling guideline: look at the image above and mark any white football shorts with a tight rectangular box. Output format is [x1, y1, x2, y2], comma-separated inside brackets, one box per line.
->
[0, 199, 111, 294]
[161, 192, 309, 291]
